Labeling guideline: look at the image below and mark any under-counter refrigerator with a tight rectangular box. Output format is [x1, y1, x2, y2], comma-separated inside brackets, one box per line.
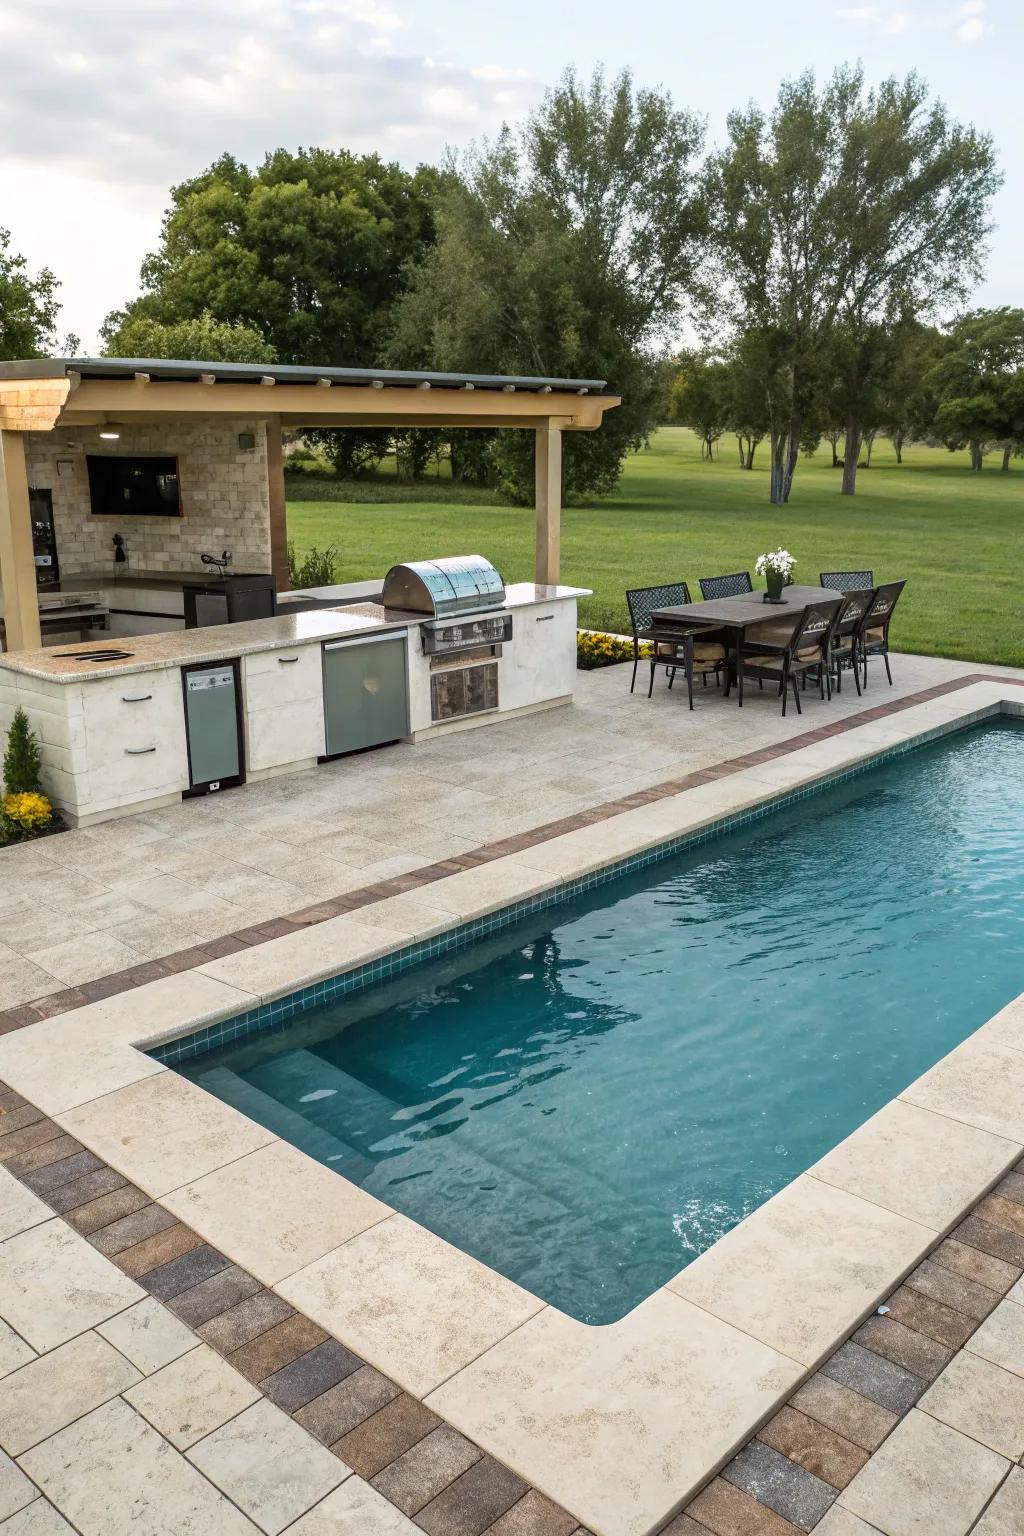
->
[182, 661, 245, 793]
[322, 633, 409, 757]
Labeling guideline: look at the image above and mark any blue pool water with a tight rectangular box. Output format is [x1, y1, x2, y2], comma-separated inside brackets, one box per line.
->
[177, 720, 1024, 1323]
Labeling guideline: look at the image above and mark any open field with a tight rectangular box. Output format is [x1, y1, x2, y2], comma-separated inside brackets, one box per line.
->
[286, 427, 1024, 667]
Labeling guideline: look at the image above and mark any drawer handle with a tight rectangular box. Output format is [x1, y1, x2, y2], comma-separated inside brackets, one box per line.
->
[122, 693, 153, 703]
[277, 656, 300, 664]
[124, 746, 157, 755]
[535, 614, 555, 622]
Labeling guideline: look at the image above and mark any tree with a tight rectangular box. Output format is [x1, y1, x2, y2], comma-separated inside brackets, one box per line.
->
[929, 308, 1024, 470]
[878, 323, 944, 463]
[390, 68, 708, 502]
[3, 708, 42, 795]
[0, 228, 63, 360]
[668, 354, 730, 459]
[103, 310, 276, 363]
[104, 149, 440, 363]
[708, 66, 1000, 504]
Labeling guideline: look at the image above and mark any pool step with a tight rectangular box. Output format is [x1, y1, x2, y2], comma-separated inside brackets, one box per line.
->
[192, 1065, 376, 1183]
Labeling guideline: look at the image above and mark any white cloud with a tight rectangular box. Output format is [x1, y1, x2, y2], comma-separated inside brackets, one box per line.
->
[956, 0, 991, 43]
[835, 0, 993, 42]
[0, 0, 544, 346]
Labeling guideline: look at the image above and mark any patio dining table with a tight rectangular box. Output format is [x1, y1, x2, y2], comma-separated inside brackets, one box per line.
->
[651, 584, 838, 686]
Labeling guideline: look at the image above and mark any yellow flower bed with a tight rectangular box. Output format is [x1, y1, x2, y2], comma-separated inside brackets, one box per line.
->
[577, 630, 652, 670]
[2, 791, 53, 833]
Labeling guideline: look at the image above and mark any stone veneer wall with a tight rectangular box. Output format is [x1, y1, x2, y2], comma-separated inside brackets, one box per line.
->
[24, 419, 272, 576]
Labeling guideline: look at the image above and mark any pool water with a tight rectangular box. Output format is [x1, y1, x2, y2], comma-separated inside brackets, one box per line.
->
[178, 720, 1024, 1324]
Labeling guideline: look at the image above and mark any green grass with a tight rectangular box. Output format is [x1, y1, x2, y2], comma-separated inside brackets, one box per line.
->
[286, 427, 1024, 668]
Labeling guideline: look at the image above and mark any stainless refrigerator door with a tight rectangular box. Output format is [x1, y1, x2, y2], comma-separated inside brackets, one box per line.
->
[323, 634, 409, 756]
[185, 667, 240, 787]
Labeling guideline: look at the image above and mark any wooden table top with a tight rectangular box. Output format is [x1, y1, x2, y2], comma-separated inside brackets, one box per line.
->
[652, 584, 840, 631]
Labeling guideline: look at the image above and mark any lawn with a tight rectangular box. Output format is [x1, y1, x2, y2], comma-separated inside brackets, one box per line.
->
[286, 428, 1024, 668]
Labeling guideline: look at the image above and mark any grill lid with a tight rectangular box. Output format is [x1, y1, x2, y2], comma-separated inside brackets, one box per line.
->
[382, 556, 506, 618]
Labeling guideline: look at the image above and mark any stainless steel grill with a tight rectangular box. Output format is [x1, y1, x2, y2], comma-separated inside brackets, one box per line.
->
[382, 556, 505, 619]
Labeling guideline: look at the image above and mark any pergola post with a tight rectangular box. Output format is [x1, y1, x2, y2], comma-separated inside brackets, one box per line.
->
[0, 432, 41, 652]
[264, 418, 290, 592]
[534, 421, 562, 586]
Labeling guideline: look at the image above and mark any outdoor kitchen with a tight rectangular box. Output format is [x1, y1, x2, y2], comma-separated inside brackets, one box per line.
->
[0, 357, 617, 826]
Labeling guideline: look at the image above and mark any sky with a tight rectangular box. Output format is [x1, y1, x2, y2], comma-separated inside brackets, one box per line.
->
[1, 0, 1019, 352]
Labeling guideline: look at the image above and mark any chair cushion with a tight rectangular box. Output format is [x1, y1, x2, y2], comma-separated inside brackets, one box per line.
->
[795, 645, 823, 661]
[693, 643, 726, 662]
[748, 619, 798, 644]
[865, 625, 886, 642]
[744, 654, 785, 670]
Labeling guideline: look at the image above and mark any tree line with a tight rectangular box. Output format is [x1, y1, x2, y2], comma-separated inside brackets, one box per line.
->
[0, 63, 1007, 506]
[670, 304, 1024, 490]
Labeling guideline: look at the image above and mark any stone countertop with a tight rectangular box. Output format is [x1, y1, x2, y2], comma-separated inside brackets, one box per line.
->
[0, 582, 588, 683]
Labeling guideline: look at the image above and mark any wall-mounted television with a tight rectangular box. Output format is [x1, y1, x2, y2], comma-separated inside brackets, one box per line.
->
[87, 455, 181, 517]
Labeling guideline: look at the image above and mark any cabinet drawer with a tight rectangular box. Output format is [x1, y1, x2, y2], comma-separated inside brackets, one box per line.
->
[242, 647, 321, 710]
[81, 679, 188, 801]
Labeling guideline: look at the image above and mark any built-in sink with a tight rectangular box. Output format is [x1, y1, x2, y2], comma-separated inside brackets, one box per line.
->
[57, 648, 135, 662]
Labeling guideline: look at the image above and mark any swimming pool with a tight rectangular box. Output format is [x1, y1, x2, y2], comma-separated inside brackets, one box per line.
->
[175, 719, 1024, 1324]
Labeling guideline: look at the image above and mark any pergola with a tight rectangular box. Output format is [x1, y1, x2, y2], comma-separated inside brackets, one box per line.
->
[0, 358, 620, 650]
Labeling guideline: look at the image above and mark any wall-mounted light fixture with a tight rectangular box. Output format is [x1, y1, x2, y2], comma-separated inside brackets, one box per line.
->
[237, 432, 256, 451]
[98, 429, 121, 441]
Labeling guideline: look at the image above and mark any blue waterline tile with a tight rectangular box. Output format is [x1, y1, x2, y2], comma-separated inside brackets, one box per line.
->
[150, 715, 984, 1067]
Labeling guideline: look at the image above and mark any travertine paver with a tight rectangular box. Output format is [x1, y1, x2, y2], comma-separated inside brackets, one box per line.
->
[187, 1398, 347, 1533]
[279, 1214, 545, 1398]
[0, 1331, 140, 1456]
[58, 1071, 276, 1197]
[283, 1476, 420, 1534]
[18, 1397, 260, 1534]
[837, 1409, 1008, 1536]
[123, 1342, 261, 1449]
[0, 1449, 36, 1522]
[965, 1295, 1024, 1378]
[0, 1166, 49, 1244]
[0, 1219, 141, 1352]
[95, 1296, 198, 1374]
[667, 1175, 934, 1367]
[0, 1323, 34, 1381]
[919, 1348, 1024, 1459]
[162, 1140, 389, 1285]
[971, 1467, 1024, 1536]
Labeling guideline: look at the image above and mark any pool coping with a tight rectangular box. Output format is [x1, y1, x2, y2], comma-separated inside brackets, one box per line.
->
[1, 676, 1023, 1536]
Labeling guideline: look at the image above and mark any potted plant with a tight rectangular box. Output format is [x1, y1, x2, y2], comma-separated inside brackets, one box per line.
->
[755, 548, 796, 604]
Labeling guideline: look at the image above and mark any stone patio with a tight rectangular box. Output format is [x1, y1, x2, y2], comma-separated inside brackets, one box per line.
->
[0, 650, 1018, 1021]
[1, 651, 1024, 1536]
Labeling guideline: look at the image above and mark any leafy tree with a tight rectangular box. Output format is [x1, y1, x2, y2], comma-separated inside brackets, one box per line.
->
[0, 228, 63, 360]
[708, 66, 1000, 504]
[668, 354, 730, 459]
[103, 310, 277, 362]
[878, 323, 944, 463]
[929, 307, 1024, 470]
[105, 149, 440, 363]
[390, 68, 708, 502]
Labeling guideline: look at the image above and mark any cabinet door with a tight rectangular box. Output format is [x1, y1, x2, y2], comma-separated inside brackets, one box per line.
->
[323, 636, 408, 755]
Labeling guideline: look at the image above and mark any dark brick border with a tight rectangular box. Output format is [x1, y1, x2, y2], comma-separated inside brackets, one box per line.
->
[0, 1078, 590, 1536]
[1, 672, 1019, 1036]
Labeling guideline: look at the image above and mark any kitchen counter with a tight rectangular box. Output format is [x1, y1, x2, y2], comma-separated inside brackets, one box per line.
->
[0, 583, 588, 683]
[0, 582, 589, 825]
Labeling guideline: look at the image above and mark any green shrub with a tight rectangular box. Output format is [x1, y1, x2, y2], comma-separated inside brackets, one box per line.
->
[3, 708, 42, 794]
[287, 542, 340, 589]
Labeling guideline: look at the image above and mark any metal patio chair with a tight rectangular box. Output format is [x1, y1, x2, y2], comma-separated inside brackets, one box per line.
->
[829, 586, 876, 696]
[727, 599, 842, 716]
[625, 583, 727, 707]
[698, 571, 753, 600]
[860, 580, 906, 688]
[820, 569, 874, 592]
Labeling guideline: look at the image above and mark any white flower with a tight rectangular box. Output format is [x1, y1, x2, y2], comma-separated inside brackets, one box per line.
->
[755, 548, 796, 578]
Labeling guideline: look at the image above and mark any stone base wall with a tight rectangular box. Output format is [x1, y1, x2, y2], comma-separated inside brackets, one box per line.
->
[25, 420, 272, 576]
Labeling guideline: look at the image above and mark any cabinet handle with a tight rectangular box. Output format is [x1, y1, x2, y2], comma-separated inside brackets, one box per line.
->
[277, 656, 299, 664]
[535, 614, 555, 622]
[122, 693, 153, 703]
[124, 746, 157, 755]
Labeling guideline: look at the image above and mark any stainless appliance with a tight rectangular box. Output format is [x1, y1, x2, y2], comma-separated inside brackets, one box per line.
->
[322, 634, 409, 757]
[382, 555, 511, 724]
[184, 573, 276, 628]
[182, 662, 244, 793]
[30, 489, 60, 589]
[381, 556, 505, 619]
